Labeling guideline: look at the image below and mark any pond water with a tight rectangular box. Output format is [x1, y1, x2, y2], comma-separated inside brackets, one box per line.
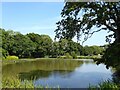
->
[2, 59, 113, 88]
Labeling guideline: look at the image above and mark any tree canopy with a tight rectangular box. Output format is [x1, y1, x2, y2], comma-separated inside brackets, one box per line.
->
[55, 2, 120, 43]
[55, 1, 120, 70]
[1, 28, 104, 59]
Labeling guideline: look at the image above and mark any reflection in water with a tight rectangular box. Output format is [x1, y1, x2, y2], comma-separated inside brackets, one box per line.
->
[2, 59, 116, 88]
[19, 70, 51, 80]
[2, 59, 83, 78]
[19, 70, 72, 81]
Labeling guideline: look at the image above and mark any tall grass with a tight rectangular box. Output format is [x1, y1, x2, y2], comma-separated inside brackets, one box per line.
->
[2, 77, 35, 88]
[89, 80, 119, 90]
[2, 77, 61, 89]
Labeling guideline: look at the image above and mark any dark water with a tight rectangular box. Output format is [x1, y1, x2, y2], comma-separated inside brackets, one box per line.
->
[2, 59, 113, 88]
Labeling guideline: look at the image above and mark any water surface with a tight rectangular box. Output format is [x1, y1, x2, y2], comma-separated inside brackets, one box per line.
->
[2, 59, 113, 88]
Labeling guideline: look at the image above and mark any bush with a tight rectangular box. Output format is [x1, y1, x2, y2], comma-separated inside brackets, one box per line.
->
[6, 56, 19, 60]
[57, 53, 73, 59]
[65, 53, 73, 59]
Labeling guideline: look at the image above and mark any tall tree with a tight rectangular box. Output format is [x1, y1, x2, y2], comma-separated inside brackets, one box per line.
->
[55, 2, 120, 43]
[12, 34, 36, 58]
[55, 1, 120, 69]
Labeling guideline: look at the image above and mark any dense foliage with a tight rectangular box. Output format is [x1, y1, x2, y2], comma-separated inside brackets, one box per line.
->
[96, 43, 120, 70]
[55, 2, 120, 43]
[1, 28, 104, 59]
[55, 1, 120, 71]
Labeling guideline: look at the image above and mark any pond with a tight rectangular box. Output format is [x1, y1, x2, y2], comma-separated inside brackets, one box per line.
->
[2, 59, 113, 88]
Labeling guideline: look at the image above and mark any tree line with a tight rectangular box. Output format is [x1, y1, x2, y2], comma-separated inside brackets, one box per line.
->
[1, 28, 104, 59]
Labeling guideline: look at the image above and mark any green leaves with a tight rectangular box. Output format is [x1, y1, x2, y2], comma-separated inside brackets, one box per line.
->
[55, 2, 120, 42]
[55, 2, 120, 71]
[97, 43, 120, 69]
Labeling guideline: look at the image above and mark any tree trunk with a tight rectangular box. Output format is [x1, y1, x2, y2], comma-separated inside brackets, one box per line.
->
[115, 29, 120, 43]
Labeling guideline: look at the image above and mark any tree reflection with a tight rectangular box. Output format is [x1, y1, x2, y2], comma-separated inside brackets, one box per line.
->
[19, 70, 73, 80]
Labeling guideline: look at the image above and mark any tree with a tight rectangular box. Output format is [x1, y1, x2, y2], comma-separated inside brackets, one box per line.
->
[59, 39, 69, 55]
[51, 42, 60, 57]
[55, 2, 120, 69]
[55, 2, 120, 43]
[27, 33, 42, 44]
[97, 43, 120, 69]
[12, 34, 36, 58]
[2, 29, 16, 55]
[40, 35, 53, 57]
[66, 40, 79, 55]
[0, 48, 8, 59]
[83, 46, 93, 56]
[2, 29, 54, 58]
[27, 33, 53, 58]
[1, 29, 36, 58]
[90, 45, 104, 55]
[27, 33, 42, 58]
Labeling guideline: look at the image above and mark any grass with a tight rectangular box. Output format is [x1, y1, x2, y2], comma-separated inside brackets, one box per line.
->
[77, 55, 101, 59]
[89, 80, 120, 90]
[2, 77, 61, 89]
[57, 55, 101, 60]
[3, 77, 119, 89]
[2, 77, 35, 88]
[2, 57, 83, 66]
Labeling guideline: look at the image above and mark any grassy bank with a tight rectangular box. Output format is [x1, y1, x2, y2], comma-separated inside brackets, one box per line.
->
[2, 77, 61, 89]
[2, 58, 57, 66]
[2, 77, 35, 88]
[89, 80, 120, 89]
[2, 57, 94, 66]
[77, 55, 101, 59]
[3, 77, 119, 89]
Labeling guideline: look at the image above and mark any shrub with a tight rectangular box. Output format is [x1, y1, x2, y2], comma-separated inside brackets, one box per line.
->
[57, 53, 73, 59]
[6, 56, 19, 60]
[65, 53, 73, 59]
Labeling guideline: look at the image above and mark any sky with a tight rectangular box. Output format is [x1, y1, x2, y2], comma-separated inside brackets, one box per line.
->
[1, 2, 114, 46]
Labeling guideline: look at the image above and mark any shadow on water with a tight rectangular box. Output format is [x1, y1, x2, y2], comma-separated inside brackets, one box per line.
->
[2, 59, 83, 78]
[19, 70, 52, 80]
[19, 70, 73, 81]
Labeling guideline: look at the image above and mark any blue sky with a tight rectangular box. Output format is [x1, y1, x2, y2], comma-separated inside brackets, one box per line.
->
[1, 2, 114, 46]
